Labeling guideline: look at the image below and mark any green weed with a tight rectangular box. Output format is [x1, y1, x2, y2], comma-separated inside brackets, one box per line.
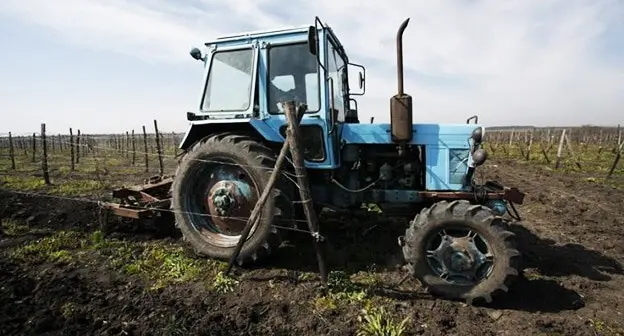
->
[356, 307, 410, 336]
[589, 319, 624, 336]
[313, 271, 372, 313]
[10, 230, 83, 263]
[122, 243, 211, 290]
[1, 219, 31, 235]
[212, 271, 240, 294]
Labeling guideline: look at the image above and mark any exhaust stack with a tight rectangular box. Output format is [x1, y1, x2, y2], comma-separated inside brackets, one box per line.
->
[390, 18, 413, 143]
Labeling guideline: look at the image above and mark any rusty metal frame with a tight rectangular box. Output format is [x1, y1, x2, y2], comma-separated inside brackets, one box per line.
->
[100, 175, 174, 219]
[418, 181, 525, 205]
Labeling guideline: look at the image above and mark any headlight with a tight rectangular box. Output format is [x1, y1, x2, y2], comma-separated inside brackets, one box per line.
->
[472, 148, 488, 166]
[471, 126, 484, 143]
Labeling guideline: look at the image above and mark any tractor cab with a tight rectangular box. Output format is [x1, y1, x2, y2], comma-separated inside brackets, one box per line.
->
[185, 21, 364, 169]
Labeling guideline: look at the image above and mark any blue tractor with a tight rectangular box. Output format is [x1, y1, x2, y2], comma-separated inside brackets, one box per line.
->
[144, 17, 525, 304]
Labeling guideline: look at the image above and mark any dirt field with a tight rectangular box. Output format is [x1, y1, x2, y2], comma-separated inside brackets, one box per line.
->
[1, 156, 623, 336]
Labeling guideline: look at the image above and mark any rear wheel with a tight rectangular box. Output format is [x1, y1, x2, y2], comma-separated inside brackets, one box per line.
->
[401, 200, 520, 304]
[171, 133, 293, 264]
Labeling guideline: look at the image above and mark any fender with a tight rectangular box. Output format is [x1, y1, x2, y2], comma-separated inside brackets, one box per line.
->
[178, 118, 284, 151]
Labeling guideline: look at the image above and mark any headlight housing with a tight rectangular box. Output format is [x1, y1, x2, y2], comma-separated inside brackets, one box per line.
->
[471, 126, 485, 143]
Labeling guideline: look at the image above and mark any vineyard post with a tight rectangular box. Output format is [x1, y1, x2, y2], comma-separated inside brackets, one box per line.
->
[70, 128, 75, 171]
[8, 131, 15, 170]
[171, 131, 177, 156]
[32, 132, 36, 163]
[555, 129, 566, 169]
[131, 130, 136, 166]
[21, 136, 27, 156]
[76, 130, 81, 164]
[58, 134, 62, 152]
[507, 129, 515, 157]
[125, 131, 130, 158]
[82, 133, 86, 158]
[153, 120, 164, 176]
[284, 101, 328, 283]
[142, 125, 148, 172]
[41, 123, 50, 185]
[606, 141, 623, 179]
[517, 130, 526, 159]
[525, 130, 533, 161]
[224, 120, 293, 277]
[617, 124, 622, 153]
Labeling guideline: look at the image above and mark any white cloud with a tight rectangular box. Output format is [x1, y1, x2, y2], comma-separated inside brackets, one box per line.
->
[1, 0, 623, 128]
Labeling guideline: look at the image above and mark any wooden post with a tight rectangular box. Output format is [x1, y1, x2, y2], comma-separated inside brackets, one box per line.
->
[125, 131, 130, 158]
[21, 136, 27, 156]
[616, 124, 621, 153]
[525, 130, 533, 161]
[171, 131, 177, 156]
[131, 129, 136, 166]
[8, 132, 15, 170]
[507, 129, 515, 157]
[224, 126, 293, 276]
[69, 128, 75, 171]
[142, 125, 149, 172]
[76, 129, 81, 164]
[606, 141, 623, 179]
[153, 120, 164, 175]
[284, 101, 328, 283]
[41, 124, 50, 185]
[555, 129, 566, 169]
[32, 132, 36, 163]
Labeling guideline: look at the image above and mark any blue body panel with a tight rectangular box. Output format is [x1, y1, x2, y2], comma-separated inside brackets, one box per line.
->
[341, 123, 477, 190]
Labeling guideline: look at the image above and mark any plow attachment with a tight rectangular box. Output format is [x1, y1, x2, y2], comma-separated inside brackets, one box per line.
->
[100, 175, 174, 219]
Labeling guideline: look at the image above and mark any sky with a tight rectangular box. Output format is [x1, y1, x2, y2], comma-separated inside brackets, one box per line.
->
[0, 0, 623, 135]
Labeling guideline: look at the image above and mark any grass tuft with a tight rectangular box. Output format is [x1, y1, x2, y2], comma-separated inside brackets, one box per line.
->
[356, 306, 410, 336]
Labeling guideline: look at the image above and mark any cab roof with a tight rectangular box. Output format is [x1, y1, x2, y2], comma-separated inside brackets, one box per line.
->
[205, 25, 314, 46]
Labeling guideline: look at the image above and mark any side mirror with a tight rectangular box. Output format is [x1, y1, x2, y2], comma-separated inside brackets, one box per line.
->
[347, 63, 366, 96]
[307, 26, 318, 56]
[358, 72, 365, 90]
[190, 47, 203, 61]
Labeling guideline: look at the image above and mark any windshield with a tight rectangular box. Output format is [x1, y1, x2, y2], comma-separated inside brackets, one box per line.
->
[202, 48, 254, 112]
[267, 43, 320, 113]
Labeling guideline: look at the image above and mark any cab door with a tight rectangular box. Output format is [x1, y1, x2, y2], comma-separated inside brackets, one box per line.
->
[325, 34, 349, 167]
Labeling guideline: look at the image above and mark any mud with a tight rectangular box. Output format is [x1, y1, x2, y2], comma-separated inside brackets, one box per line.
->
[1, 158, 623, 336]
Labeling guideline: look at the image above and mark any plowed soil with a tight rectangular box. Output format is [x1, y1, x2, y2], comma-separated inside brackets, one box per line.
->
[1, 158, 623, 336]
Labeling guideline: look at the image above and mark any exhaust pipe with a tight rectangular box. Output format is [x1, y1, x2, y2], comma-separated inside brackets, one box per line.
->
[390, 18, 413, 143]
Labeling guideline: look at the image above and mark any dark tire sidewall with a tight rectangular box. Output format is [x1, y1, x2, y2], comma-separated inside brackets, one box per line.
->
[404, 201, 517, 302]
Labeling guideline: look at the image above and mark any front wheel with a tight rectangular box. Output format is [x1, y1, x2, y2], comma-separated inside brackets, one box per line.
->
[401, 200, 521, 304]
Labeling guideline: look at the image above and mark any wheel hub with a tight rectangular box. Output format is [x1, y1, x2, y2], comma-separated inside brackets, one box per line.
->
[206, 180, 252, 235]
[211, 188, 235, 216]
[450, 251, 474, 272]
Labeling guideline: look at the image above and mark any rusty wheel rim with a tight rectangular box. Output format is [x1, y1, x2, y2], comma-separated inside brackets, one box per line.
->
[184, 157, 260, 248]
[424, 223, 495, 286]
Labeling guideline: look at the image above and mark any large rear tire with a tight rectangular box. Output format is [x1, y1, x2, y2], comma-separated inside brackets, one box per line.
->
[171, 133, 293, 264]
[401, 200, 520, 304]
